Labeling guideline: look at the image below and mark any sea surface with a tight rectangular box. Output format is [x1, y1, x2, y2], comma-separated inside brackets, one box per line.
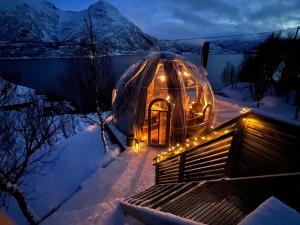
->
[0, 54, 243, 108]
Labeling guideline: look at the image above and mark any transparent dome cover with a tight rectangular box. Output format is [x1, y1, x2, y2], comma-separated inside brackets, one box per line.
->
[112, 52, 215, 147]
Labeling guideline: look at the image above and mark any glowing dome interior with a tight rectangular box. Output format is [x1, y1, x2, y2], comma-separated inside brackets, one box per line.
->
[112, 52, 215, 147]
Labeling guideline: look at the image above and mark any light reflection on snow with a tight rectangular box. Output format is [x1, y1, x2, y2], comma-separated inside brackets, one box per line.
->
[85, 124, 98, 132]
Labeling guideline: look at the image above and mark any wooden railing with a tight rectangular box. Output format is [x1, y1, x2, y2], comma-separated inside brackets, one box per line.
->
[227, 112, 300, 177]
[154, 117, 240, 184]
[154, 111, 300, 184]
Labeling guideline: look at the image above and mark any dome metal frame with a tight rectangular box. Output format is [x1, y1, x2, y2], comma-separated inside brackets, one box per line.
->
[112, 52, 215, 147]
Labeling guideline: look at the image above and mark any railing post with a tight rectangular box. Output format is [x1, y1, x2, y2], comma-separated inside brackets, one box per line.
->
[225, 116, 248, 177]
[155, 164, 159, 185]
[178, 154, 186, 182]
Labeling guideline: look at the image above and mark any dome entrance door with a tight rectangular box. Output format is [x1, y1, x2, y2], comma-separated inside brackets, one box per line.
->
[148, 99, 171, 147]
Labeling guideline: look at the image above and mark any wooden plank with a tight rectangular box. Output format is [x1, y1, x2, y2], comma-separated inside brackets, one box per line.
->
[159, 163, 179, 171]
[242, 135, 297, 165]
[129, 185, 172, 205]
[178, 154, 185, 182]
[185, 137, 232, 158]
[185, 156, 228, 171]
[150, 182, 197, 209]
[183, 173, 224, 182]
[184, 153, 228, 170]
[158, 167, 179, 175]
[184, 168, 225, 178]
[185, 144, 231, 163]
[247, 116, 300, 138]
[157, 172, 179, 180]
[245, 125, 300, 150]
[139, 183, 183, 207]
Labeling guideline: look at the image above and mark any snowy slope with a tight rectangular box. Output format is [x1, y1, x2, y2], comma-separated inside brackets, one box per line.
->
[42, 147, 158, 225]
[219, 83, 300, 125]
[5, 124, 106, 225]
[0, 0, 156, 55]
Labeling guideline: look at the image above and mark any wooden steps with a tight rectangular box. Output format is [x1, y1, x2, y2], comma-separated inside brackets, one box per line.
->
[122, 111, 300, 225]
[122, 180, 254, 225]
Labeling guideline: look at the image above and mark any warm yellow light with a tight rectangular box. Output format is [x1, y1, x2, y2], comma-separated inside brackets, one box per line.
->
[183, 71, 190, 77]
[193, 141, 198, 145]
[210, 125, 214, 129]
[201, 137, 206, 140]
[135, 142, 140, 150]
[224, 130, 228, 134]
[191, 101, 195, 104]
[159, 75, 166, 82]
[240, 107, 248, 114]
[186, 139, 190, 142]
[189, 105, 193, 109]
[172, 147, 175, 150]
[142, 135, 147, 141]
[166, 95, 170, 100]
[186, 143, 190, 147]
[243, 118, 247, 122]
[194, 137, 198, 140]
[176, 143, 180, 147]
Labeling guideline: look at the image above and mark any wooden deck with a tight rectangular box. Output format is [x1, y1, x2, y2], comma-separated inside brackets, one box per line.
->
[122, 111, 300, 225]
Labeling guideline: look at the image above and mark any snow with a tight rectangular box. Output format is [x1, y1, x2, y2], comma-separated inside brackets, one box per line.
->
[238, 197, 300, 225]
[42, 147, 159, 225]
[122, 202, 205, 225]
[5, 122, 106, 225]
[218, 83, 300, 126]
[5, 84, 300, 225]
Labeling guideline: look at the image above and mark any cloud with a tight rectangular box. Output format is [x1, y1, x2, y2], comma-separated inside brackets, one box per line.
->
[53, 0, 300, 39]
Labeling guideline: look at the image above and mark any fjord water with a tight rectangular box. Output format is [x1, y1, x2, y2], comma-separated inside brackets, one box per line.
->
[0, 54, 243, 106]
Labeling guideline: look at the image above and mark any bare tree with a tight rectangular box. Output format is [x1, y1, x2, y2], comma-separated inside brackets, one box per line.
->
[221, 62, 237, 88]
[62, 10, 114, 153]
[0, 80, 72, 224]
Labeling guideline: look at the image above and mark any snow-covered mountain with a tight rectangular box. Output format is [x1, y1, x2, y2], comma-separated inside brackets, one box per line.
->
[0, 0, 264, 57]
[0, 0, 157, 56]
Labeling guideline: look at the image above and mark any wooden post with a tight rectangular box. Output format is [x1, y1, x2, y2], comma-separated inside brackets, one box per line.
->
[225, 115, 248, 177]
[200, 41, 210, 69]
[294, 26, 299, 40]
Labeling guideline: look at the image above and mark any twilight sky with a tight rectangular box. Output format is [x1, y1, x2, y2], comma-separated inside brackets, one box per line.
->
[49, 0, 300, 39]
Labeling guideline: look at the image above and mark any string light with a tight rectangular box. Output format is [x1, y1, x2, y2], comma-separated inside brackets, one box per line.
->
[240, 107, 249, 114]
[159, 75, 166, 82]
[155, 125, 237, 163]
[183, 71, 190, 77]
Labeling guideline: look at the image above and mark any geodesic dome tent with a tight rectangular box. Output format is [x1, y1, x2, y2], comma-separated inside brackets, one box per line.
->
[112, 52, 215, 147]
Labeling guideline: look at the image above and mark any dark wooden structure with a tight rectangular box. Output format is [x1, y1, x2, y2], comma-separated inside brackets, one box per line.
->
[122, 111, 300, 225]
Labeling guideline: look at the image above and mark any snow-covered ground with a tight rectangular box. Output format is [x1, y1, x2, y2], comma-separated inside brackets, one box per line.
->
[5, 86, 300, 225]
[238, 197, 300, 225]
[5, 122, 108, 225]
[42, 147, 158, 225]
[218, 82, 300, 126]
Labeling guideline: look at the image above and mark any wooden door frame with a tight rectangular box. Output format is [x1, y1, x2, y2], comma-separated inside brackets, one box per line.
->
[148, 98, 171, 148]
